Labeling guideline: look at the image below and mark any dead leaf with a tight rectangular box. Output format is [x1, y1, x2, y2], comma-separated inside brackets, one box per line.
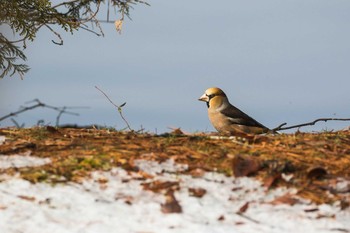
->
[17, 195, 36, 202]
[115, 20, 123, 34]
[264, 173, 282, 189]
[340, 199, 350, 210]
[46, 126, 60, 134]
[161, 191, 182, 214]
[217, 215, 225, 221]
[169, 127, 185, 135]
[269, 193, 299, 206]
[307, 167, 328, 180]
[237, 202, 249, 214]
[263, 159, 296, 174]
[316, 213, 335, 219]
[304, 208, 319, 212]
[235, 221, 245, 225]
[136, 171, 154, 180]
[189, 168, 206, 177]
[124, 196, 133, 205]
[114, 193, 134, 205]
[188, 187, 207, 198]
[142, 180, 180, 193]
[97, 177, 108, 184]
[232, 154, 261, 177]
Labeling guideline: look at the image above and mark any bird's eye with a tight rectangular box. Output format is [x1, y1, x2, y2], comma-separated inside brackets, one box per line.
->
[206, 94, 215, 99]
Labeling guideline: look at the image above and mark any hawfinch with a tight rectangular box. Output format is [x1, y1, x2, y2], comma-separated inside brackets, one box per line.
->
[199, 87, 270, 135]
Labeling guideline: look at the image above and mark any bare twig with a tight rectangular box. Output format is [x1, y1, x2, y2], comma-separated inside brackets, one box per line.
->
[0, 99, 85, 127]
[95, 86, 132, 131]
[0, 101, 44, 122]
[236, 212, 260, 224]
[45, 24, 64, 45]
[93, 20, 116, 23]
[79, 0, 101, 24]
[36, 119, 45, 126]
[52, 0, 82, 9]
[107, 0, 110, 22]
[78, 25, 103, 36]
[10, 118, 24, 128]
[25, 99, 80, 116]
[273, 118, 350, 132]
[56, 106, 67, 126]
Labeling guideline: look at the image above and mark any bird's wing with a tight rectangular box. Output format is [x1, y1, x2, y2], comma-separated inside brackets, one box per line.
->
[220, 104, 268, 129]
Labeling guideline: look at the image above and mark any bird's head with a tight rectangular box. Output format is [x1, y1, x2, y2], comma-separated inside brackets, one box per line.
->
[198, 87, 227, 108]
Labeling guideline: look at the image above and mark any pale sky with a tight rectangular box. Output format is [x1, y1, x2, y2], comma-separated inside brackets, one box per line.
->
[1, 0, 350, 133]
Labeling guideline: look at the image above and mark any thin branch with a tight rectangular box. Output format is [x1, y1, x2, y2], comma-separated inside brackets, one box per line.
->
[273, 118, 350, 132]
[95, 86, 132, 131]
[94, 87, 119, 108]
[52, 0, 82, 9]
[7, 37, 28, 44]
[236, 212, 260, 224]
[79, 1, 102, 24]
[7, 24, 44, 44]
[94, 19, 119, 23]
[44, 24, 64, 45]
[107, 0, 110, 22]
[56, 106, 67, 126]
[0, 99, 82, 125]
[36, 119, 45, 126]
[25, 99, 80, 116]
[0, 101, 44, 122]
[1, 0, 149, 79]
[10, 118, 24, 128]
[78, 25, 103, 36]
[54, 106, 90, 126]
[272, 123, 287, 132]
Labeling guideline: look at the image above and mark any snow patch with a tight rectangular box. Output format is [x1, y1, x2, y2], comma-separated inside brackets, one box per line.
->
[0, 136, 5, 145]
[0, 153, 51, 169]
[134, 158, 188, 174]
[0, 159, 349, 233]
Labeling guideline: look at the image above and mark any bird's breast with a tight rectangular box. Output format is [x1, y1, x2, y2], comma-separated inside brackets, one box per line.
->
[208, 109, 230, 132]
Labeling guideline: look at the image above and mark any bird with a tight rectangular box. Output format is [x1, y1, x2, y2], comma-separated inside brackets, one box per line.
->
[198, 87, 270, 135]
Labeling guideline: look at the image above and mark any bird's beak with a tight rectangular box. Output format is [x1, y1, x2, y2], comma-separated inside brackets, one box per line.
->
[198, 93, 209, 102]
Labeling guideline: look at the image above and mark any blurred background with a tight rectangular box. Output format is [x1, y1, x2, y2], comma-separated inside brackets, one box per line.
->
[1, 0, 350, 133]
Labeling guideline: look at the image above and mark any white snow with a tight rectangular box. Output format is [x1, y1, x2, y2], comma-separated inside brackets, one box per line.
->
[0, 159, 349, 233]
[0, 153, 51, 169]
[0, 135, 5, 145]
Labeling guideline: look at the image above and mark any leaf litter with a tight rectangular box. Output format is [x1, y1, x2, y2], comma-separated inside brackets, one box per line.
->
[0, 127, 349, 232]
